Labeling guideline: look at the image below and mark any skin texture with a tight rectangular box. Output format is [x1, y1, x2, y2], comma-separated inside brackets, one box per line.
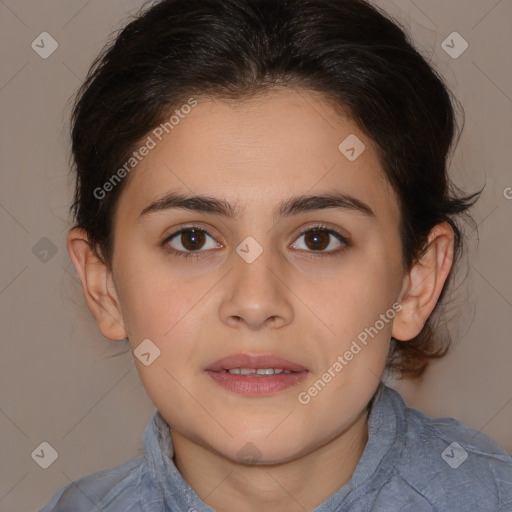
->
[68, 87, 454, 512]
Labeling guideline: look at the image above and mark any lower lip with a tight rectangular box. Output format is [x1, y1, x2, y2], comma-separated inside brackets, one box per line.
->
[205, 370, 309, 396]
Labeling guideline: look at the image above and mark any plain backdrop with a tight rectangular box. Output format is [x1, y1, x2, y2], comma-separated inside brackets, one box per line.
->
[0, 0, 511, 510]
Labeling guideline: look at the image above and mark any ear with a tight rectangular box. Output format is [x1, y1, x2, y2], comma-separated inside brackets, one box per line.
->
[392, 222, 455, 341]
[67, 227, 127, 340]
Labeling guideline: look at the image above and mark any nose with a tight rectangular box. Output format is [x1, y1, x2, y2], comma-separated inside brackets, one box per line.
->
[218, 246, 294, 331]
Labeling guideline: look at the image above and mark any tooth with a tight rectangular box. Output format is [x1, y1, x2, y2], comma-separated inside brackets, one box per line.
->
[256, 368, 275, 375]
[226, 367, 292, 376]
[239, 368, 257, 375]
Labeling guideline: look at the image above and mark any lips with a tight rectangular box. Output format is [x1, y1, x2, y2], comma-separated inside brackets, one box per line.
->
[205, 353, 308, 373]
[204, 353, 309, 395]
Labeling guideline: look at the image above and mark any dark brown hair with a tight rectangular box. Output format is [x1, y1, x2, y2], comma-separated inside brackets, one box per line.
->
[70, 0, 480, 377]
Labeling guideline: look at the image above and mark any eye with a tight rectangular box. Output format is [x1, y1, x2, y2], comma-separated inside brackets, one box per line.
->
[162, 223, 350, 260]
[291, 224, 349, 256]
[163, 226, 221, 259]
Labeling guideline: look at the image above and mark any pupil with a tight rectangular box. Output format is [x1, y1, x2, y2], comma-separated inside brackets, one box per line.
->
[306, 230, 328, 250]
[182, 229, 204, 250]
[179, 229, 329, 252]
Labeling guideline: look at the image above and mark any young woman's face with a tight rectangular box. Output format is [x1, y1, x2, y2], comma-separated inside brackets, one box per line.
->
[111, 88, 406, 463]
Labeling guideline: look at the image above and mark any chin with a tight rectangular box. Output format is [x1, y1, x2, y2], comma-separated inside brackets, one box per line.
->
[213, 432, 312, 466]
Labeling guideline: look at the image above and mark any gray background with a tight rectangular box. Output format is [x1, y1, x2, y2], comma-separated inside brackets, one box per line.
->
[0, 0, 511, 510]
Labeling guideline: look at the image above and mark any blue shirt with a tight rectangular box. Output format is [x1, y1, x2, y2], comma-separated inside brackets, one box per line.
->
[39, 385, 512, 511]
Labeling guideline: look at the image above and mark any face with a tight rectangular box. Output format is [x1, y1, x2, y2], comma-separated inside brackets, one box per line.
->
[109, 87, 406, 463]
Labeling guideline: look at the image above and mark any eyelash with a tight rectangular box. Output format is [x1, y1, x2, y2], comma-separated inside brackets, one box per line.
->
[162, 223, 350, 260]
[162, 226, 218, 260]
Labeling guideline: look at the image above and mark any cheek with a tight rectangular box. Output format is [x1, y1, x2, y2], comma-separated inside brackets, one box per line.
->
[297, 254, 400, 391]
[296, 290, 396, 426]
[114, 255, 202, 344]
[295, 253, 400, 336]
[114, 225, 401, 352]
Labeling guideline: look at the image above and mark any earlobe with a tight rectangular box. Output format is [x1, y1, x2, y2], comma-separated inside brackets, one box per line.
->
[67, 227, 127, 341]
[392, 223, 455, 341]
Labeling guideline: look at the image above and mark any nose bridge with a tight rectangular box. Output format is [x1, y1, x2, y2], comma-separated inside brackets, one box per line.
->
[219, 235, 294, 328]
[233, 236, 282, 301]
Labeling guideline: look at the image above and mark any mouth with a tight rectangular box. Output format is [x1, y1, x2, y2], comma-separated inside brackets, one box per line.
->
[204, 353, 309, 396]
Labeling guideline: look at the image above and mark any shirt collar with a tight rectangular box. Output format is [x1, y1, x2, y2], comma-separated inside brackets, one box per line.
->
[141, 384, 405, 511]
[313, 383, 406, 511]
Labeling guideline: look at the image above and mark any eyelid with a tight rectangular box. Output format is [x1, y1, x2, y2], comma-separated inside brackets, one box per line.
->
[292, 222, 350, 257]
[162, 222, 351, 259]
[296, 222, 351, 243]
[162, 224, 221, 251]
[161, 223, 227, 262]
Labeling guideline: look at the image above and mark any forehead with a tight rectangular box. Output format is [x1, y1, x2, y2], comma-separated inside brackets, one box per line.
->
[117, 87, 399, 225]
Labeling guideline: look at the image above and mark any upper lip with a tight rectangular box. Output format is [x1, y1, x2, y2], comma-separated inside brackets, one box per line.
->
[205, 353, 308, 372]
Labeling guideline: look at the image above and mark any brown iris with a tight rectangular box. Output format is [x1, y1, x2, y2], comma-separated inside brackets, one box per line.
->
[303, 230, 330, 251]
[180, 229, 206, 251]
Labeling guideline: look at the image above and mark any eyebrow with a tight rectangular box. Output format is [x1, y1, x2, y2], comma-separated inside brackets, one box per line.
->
[137, 191, 376, 221]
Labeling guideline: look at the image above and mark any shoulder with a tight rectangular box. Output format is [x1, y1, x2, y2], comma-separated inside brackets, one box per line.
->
[392, 390, 512, 510]
[38, 456, 146, 512]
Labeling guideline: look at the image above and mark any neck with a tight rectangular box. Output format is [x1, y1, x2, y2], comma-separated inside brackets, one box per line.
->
[170, 408, 369, 512]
